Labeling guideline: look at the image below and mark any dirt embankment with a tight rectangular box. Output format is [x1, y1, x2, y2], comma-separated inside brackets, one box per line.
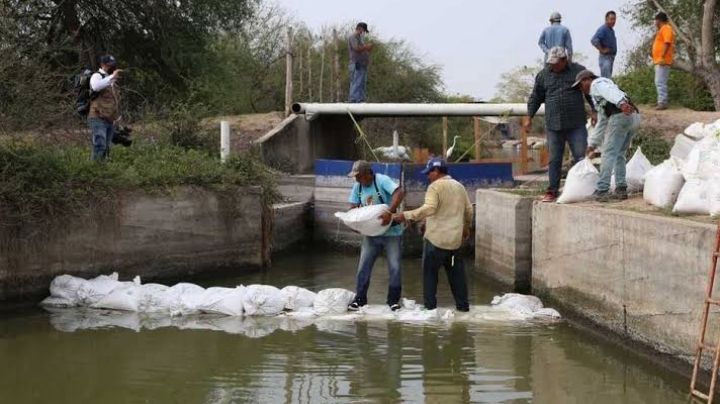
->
[638, 105, 720, 140]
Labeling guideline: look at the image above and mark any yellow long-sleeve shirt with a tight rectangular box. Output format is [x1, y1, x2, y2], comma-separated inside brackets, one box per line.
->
[403, 176, 473, 250]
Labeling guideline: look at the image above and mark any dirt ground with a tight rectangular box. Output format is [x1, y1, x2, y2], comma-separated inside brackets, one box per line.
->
[631, 105, 719, 140]
[202, 111, 285, 152]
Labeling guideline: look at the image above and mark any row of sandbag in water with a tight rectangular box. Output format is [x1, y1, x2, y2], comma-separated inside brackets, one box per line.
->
[42, 273, 561, 319]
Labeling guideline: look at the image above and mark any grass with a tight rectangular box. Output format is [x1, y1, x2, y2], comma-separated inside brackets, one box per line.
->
[0, 138, 279, 227]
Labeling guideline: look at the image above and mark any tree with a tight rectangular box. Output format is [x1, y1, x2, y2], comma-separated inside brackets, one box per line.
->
[626, 0, 720, 110]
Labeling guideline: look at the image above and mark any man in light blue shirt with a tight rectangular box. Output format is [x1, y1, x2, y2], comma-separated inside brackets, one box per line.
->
[573, 70, 640, 202]
[346, 160, 405, 311]
[591, 11, 618, 78]
[539, 11, 573, 62]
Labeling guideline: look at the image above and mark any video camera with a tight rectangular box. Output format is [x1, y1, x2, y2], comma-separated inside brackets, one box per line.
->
[113, 125, 133, 147]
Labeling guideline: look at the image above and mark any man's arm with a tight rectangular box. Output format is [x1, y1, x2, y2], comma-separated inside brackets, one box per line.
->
[526, 71, 545, 118]
[462, 192, 473, 241]
[380, 188, 405, 225]
[538, 30, 548, 53]
[591, 28, 608, 53]
[565, 29, 573, 59]
[394, 185, 438, 223]
[90, 72, 116, 92]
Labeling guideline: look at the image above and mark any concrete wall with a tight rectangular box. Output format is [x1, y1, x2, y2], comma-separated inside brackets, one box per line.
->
[532, 202, 715, 362]
[272, 202, 311, 253]
[0, 187, 271, 302]
[474, 190, 533, 293]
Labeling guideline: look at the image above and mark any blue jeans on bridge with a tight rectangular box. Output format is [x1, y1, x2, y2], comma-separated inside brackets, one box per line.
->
[547, 125, 588, 193]
[596, 112, 641, 192]
[599, 54, 615, 78]
[348, 62, 368, 103]
[353, 235, 402, 306]
[655, 64, 670, 106]
[88, 117, 114, 161]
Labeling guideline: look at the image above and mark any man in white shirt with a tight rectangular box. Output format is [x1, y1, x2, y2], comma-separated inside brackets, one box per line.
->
[88, 55, 123, 161]
[573, 69, 640, 202]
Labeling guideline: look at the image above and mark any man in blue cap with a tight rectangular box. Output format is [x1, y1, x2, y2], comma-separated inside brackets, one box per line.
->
[393, 158, 473, 312]
[88, 55, 123, 161]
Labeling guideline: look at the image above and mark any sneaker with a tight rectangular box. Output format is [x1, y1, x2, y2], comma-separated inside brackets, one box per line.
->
[655, 103, 668, 111]
[389, 303, 401, 312]
[593, 190, 612, 202]
[348, 302, 362, 311]
[613, 186, 628, 200]
[541, 191, 557, 203]
[456, 306, 470, 312]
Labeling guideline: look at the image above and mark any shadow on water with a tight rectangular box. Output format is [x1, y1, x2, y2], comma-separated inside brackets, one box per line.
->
[0, 249, 693, 403]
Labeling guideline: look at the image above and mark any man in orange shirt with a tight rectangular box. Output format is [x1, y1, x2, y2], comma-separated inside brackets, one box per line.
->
[652, 12, 675, 110]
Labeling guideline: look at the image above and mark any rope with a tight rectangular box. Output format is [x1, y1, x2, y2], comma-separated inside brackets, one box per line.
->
[347, 110, 380, 162]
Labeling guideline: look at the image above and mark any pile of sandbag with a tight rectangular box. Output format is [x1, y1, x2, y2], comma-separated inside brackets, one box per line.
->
[334, 204, 391, 236]
[643, 157, 685, 209]
[557, 159, 599, 204]
[41, 273, 347, 318]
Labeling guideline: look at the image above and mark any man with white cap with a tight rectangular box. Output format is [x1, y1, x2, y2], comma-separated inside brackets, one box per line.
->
[538, 11, 573, 62]
[573, 69, 640, 202]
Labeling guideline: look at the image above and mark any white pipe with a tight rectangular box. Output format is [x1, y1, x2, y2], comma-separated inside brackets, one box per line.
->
[220, 120, 230, 163]
[292, 103, 544, 119]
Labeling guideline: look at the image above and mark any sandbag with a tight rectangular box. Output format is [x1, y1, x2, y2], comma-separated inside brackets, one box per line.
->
[673, 179, 711, 215]
[670, 134, 697, 161]
[76, 273, 124, 306]
[683, 136, 720, 181]
[281, 286, 317, 310]
[46, 275, 89, 306]
[313, 288, 356, 315]
[708, 178, 720, 216]
[557, 159, 599, 204]
[156, 283, 206, 316]
[137, 283, 171, 313]
[491, 293, 543, 316]
[41, 296, 77, 308]
[643, 158, 685, 209]
[334, 204, 391, 236]
[92, 284, 143, 312]
[625, 147, 654, 193]
[197, 286, 246, 316]
[242, 285, 286, 316]
[684, 122, 707, 140]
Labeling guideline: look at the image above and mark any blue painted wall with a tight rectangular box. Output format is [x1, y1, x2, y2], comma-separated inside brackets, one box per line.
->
[315, 159, 402, 180]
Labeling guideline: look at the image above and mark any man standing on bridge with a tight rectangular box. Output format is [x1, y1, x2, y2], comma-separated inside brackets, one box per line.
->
[393, 158, 472, 313]
[348, 22, 373, 103]
[525, 46, 596, 203]
[538, 11, 573, 63]
[347, 160, 405, 312]
[591, 10, 618, 78]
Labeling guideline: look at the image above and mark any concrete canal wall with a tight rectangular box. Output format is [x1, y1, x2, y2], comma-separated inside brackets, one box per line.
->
[474, 189, 715, 364]
[0, 186, 310, 302]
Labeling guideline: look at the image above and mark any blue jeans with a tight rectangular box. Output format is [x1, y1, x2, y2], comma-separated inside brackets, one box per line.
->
[655, 64, 670, 105]
[422, 240, 469, 311]
[599, 54, 615, 78]
[348, 62, 368, 103]
[88, 117, 114, 161]
[353, 235, 402, 306]
[546, 126, 588, 193]
[596, 113, 641, 192]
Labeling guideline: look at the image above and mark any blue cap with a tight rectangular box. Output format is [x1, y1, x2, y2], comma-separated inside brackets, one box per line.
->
[420, 157, 447, 174]
[99, 55, 117, 66]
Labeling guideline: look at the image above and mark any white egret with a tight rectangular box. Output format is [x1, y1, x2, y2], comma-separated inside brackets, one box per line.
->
[446, 136, 460, 159]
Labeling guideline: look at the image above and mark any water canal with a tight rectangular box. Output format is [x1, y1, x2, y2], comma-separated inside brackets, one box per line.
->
[0, 250, 690, 403]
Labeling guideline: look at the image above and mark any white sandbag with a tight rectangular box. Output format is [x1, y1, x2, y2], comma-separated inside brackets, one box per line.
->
[281, 286, 317, 310]
[92, 284, 143, 312]
[137, 283, 170, 312]
[155, 283, 206, 315]
[47, 274, 89, 306]
[707, 178, 720, 216]
[670, 133, 698, 161]
[626, 147, 654, 193]
[242, 285, 286, 316]
[334, 204, 391, 236]
[491, 293, 543, 316]
[535, 308, 562, 318]
[41, 296, 77, 308]
[197, 286, 245, 316]
[683, 136, 720, 180]
[643, 158, 685, 209]
[313, 288, 356, 315]
[557, 159, 599, 204]
[684, 122, 707, 140]
[673, 179, 711, 215]
[76, 273, 123, 306]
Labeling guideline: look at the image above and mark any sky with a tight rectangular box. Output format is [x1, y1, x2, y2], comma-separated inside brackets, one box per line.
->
[275, 0, 646, 100]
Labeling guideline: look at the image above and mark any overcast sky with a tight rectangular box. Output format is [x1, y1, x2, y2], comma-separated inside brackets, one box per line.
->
[276, 0, 646, 100]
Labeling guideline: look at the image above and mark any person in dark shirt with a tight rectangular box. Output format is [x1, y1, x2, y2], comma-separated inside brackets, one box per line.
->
[591, 11, 618, 78]
[525, 46, 597, 203]
[347, 22, 373, 103]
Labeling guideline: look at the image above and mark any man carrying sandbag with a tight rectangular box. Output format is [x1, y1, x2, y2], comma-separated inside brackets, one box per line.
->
[347, 160, 405, 312]
[393, 158, 473, 312]
[573, 69, 640, 202]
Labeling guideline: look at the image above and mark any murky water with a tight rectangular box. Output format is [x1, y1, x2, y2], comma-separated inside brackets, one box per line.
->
[0, 251, 690, 403]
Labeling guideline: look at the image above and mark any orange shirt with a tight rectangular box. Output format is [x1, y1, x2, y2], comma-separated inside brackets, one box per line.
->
[652, 24, 675, 65]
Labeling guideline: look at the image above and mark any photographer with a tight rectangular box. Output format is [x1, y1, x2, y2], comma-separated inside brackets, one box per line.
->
[88, 55, 123, 161]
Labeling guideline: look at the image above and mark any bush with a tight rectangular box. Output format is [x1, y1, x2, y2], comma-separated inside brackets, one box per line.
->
[615, 66, 714, 111]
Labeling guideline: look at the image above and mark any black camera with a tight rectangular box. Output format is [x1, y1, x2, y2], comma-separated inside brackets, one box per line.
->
[113, 126, 133, 147]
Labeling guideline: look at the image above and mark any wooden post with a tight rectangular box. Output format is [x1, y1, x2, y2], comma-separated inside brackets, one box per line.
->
[474, 117, 481, 162]
[307, 45, 313, 101]
[520, 116, 530, 174]
[333, 28, 341, 102]
[319, 38, 325, 102]
[442, 117, 448, 159]
[298, 44, 304, 99]
[284, 27, 293, 116]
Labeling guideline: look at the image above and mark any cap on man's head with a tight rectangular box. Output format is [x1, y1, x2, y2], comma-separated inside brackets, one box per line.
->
[655, 12, 668, 22]
[347, 160, 372, 177]
[549, 11, 562, 22]
[356, 22, 369, 33]
[420, 157, 447, 175]
[546, 46, 568, 64]
[99, 55, 117, 66]
[572, 69, 598, 88]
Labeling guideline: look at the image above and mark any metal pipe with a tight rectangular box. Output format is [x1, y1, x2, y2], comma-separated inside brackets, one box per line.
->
[291, 103, 544, 119]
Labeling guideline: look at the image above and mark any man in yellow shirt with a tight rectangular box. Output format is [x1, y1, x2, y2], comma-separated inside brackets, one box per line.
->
[652, 12, 675, 110]
[393, 158, 473, 312]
